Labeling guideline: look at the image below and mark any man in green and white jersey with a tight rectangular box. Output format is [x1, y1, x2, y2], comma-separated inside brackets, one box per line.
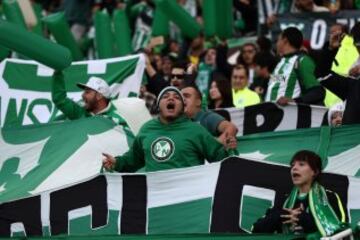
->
[265, 27, 325, 106]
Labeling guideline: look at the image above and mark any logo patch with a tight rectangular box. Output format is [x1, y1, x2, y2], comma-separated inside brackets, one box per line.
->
[151, 137, 175, 162]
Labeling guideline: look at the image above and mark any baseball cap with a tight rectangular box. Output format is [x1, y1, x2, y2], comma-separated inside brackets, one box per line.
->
[77, 77, 111, 99]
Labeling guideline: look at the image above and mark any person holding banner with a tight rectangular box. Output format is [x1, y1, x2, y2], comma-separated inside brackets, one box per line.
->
[102, 86, 237, 172]
[51, 71, 132, 134]
[265, 27, 325, 106]
[252, 150, 347, 237]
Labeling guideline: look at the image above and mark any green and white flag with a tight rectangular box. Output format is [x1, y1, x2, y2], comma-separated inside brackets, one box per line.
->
[0, 118, 359, 237]
[0, 54, 145, 127]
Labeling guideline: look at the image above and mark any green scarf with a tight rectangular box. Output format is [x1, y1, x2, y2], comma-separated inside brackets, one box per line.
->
[283, 182, 344, 237]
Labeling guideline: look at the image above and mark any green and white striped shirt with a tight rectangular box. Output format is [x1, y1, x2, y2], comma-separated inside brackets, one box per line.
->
[265, 53, 320, 102]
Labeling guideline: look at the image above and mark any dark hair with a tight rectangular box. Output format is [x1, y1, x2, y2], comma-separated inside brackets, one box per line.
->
[257, 36, 273, 53]
[208, 73, 234, 109]
[281, 27, 303, 49]
[351, 22, 360, 46]
[236, 43, 257, 66]
[232, 64, 249, 78]
[255, 52, 279, 72]
[182, 83, 202, 101]
[290, 150, 322, 181]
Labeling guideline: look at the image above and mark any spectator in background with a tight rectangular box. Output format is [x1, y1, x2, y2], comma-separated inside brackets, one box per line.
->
[181, 84, 238, 145]
[311, 23, 348, 78]
[170, 61, 189, 89]
[252, 52, 279, 100]
[196, 47, 217, 99]
[319, 22, 360, 125]
[292, 0, 329, 12]
[61, 0, 93, 41]
[328, 102, 344, 127]
[237, 43, 258, 85]
[208, 74, 234, 109]
[231, 65, 261, 108]
[252, 150, 347, 235]
[145, 54, 173, 96]
[265, 27, 325, 106]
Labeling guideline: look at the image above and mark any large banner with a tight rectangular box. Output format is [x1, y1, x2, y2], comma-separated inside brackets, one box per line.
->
[0, 54, 145, 127]
[0, 118, 360, 237]
[270, 10, 360, 49]
[215, 102, 328, 136]
[0, 158, 359, 237]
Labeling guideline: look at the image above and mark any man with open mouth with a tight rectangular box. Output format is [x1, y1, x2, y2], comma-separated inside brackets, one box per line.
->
[102, 86, 237, 172]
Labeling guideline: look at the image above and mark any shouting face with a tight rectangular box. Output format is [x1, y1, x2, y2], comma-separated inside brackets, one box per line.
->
[159, 91, 184, 123]
[290, 160, 317, 191]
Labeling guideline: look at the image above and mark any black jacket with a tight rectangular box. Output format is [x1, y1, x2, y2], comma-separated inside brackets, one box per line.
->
[320, 73, 360, 125]
[252, 189, 345, 234]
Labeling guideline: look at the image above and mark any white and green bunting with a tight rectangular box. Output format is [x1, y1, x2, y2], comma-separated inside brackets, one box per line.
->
[0, 54, 145, 127]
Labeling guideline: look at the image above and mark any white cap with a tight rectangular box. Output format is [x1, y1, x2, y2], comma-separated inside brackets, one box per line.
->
[77, 77, 111, 99]
[328, 101, 345, 123]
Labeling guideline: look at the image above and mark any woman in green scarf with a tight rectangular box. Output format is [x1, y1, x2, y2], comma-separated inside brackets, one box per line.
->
[252, 150, 347, 237]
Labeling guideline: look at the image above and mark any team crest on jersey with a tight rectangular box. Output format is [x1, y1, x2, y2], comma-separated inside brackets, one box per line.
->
[151, 137, 175, 162]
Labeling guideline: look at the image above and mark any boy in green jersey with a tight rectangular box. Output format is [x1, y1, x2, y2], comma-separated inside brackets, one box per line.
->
[102, 86, 237, 172]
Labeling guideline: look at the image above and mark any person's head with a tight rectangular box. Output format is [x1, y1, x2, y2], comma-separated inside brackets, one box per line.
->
[157, 86, 185, 124]
[329, 23, 348, 49]
[254, 52, 278, 78]
[170, 61, 187, 89]
[209, 74, 233, 109]
[290, 150, 322, 192]
[329, 102, 344, 127]
[294, 0, 314, 12]
[181, 84, 202, 118]
[276, 27, 303, 56]
[238, 43, 257, 66]
[77, 77, 111, 113]
[351, 22, 360, 53]
[231, 65, 249, 91]
[162, 56, 173, 76]
[204, 48, 217, 66]
[256, 36, 273, 53]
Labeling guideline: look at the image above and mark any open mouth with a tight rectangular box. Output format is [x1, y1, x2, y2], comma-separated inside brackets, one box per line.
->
[167, 103, 175, 110]
[292, 173, 301, 178]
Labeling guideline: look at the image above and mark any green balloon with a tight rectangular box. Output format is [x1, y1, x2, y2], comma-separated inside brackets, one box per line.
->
[0, 19, 72, 70]
[94, 10, 115, 59]
[113, 9, 133, 56]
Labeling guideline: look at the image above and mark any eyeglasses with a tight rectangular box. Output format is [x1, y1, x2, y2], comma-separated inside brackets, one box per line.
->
[171, 74, 184, 79]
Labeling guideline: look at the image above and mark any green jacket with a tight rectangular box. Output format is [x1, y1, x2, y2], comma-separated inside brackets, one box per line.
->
[115, 115, 230, 172]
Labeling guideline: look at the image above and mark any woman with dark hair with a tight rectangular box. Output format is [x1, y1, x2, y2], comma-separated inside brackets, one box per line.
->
[252, 150, 347, 237]
[208, 74, 234, 109]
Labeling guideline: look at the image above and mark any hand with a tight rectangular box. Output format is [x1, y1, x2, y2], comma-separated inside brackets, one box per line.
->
[349, 64, 360, 77]
[276, 96, 293, 106]
[281, 205, 304, 225]
[186, 63, 198, 75]
[225, 135, 237, 150]
[102, 153, 116, 171]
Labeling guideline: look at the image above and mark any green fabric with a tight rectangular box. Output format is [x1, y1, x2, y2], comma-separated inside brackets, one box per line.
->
[151, 4, 169, 36]
[297, 55, 320, 90]
[0, 19, 72, 70]
[196, 62, 213, 96]
[193, 110, 224, 136]
[156, 0, 201, 39]
[94, 10, 114, 59]
[202, 0, 217, 37]
[113, 9, 133, 56]
[283, 183, 343, 237]
[215, 0, 232, 39]
[31, 2, 44, 36]
[0, 45, 10, 61]
[2, 0, 26, 28]
[115, 116, 229, 172]
[42, 12, 84, 61]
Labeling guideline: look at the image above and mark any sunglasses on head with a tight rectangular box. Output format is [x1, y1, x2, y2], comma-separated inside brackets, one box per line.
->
[171, 74, 184, 79]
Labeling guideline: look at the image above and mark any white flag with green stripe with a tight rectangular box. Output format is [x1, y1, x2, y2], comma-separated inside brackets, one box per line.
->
[0, 54, 145, 127]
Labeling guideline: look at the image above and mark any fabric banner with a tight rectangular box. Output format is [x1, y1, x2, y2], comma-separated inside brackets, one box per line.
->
[214, 102, 328, 136]
[0, 158, 358, 237]
[0, 54, 145, 127]
[0, 117, 360, 237]
[270, 10, 360, 50]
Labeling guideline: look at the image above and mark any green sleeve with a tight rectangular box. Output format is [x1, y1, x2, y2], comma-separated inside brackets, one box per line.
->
[51, 71, 87, 120]
[199, 128, 229, 163]
[114, 136, 145, 172]
[298, 56, 320, 90]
